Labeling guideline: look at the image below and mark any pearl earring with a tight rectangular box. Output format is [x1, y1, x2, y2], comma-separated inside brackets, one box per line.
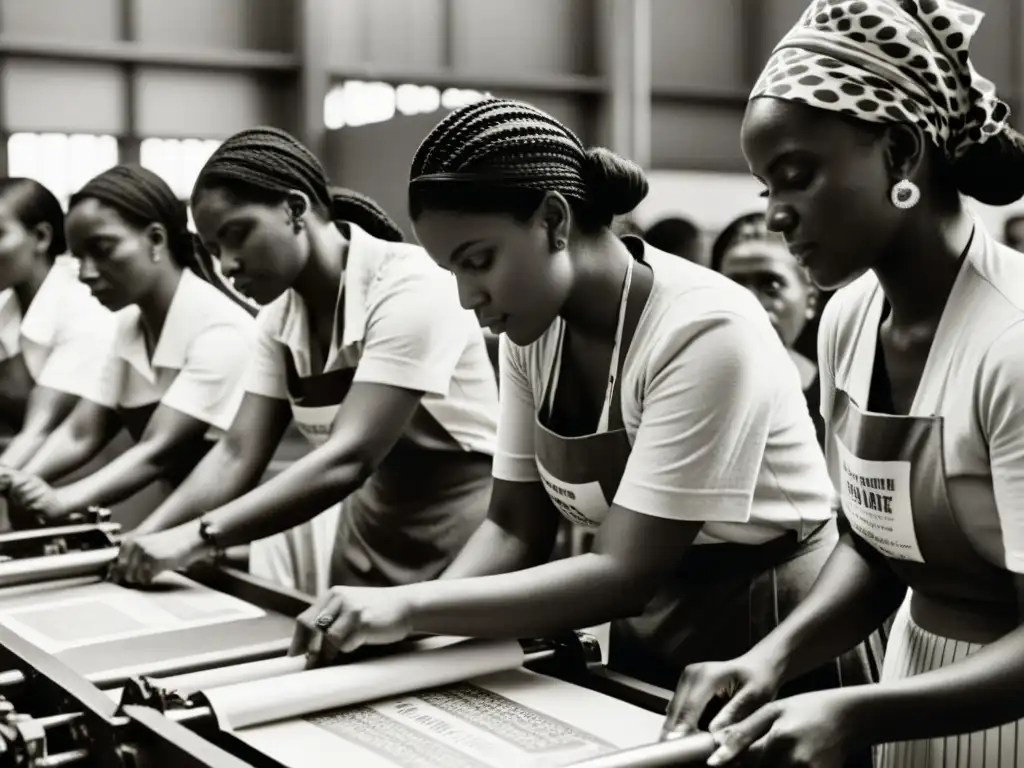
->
[890, 179, 920, 209]
[151, 246, 160, 263]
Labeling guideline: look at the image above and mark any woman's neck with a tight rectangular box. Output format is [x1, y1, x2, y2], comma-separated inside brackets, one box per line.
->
[559, 230, 633, 341]
[292, 219, 348, 329]
[138, 268, 183, 354]
[13, 260, 52, 317]
[874, 204, 974, 330]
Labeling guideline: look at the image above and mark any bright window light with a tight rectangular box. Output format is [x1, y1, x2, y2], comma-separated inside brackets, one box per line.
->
[140, 137, 221, 200]
[325, 81, 489, 128]
[8, 132, 119, 209]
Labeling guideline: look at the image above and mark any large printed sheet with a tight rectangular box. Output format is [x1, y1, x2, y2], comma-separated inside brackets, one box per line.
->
[0, 573, 295, 679]
[0, 573, 264, 653]
[237, 667, 662, 768]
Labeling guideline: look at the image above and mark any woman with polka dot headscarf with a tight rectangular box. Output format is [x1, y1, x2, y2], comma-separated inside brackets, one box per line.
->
[663, 1, 1024, 765]
[291, 97, 882, 706]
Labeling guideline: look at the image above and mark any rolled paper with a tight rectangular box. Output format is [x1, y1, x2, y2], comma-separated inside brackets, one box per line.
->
[154, 635, 466, 695]
[156, 655, 305, 695]
[202, 638, 525, 731]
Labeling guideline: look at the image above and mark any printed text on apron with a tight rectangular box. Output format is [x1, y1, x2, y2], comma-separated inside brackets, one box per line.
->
[829, 287, 1021, 766]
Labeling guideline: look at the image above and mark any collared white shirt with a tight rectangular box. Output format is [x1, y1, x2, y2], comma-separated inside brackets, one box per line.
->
[94, 269, 256, 437]
[0, 256, 117, 405]
[246, 222, 497, 455]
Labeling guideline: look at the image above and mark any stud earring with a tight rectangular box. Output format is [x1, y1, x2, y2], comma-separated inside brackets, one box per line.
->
[555, 238, 566, 250]
[890, 178, 920, 209]
[151, 246, 160, 263]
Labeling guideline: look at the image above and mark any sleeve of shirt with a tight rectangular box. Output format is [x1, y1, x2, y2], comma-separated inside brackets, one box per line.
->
[36, 308, 120, 408]
[162, 324, 254, 431]
[492, 335, 541, 482]
[353, 258, 467, 396]
[244, 310, 289, 400]
[613, 311, 776, 521]
[976, 319, 1024, 574]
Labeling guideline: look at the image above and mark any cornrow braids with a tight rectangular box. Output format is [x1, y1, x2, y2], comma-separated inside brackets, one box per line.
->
[329, 187, 404, 243]
[194, 127, 332, 212]
[72, 165, 193, 268]
[409, 98, 648, 231]
[71, 165, 256, 315]
[193, 128, 405, 242]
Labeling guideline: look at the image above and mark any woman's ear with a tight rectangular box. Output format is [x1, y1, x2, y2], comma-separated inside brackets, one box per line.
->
[883, 122, 926, 182]
[537, 191, 572, 252]
[145, 222, 167, 249]
[30, 222, 53, 257]
[284, 190, 311, 220]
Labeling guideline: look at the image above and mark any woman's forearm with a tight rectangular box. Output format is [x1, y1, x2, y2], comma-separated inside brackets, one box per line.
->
[135, 439, 267, 535]
[0, 428, 51, 470]
[406, 552, 647, 639]
[54, 439, 186, 513]
[846, 622, 1024, 744]
[755, 533, 906, 682]
[203, 445, 370, 548]
[441, 519, 549, 579]
[22, 421, 110, 482]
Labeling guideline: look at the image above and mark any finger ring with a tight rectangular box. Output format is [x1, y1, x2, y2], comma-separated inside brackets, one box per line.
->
[315, 612, 334, 630]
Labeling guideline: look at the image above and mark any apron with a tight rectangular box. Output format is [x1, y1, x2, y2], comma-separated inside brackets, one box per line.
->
[532, 255, 877, 699]
[830, 365, 1021, 766]
[247, 353, 490, 596]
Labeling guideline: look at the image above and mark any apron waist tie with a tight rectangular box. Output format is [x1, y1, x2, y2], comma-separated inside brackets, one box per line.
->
[678, 520, 830, 580]
[908, 590, 1018, 645]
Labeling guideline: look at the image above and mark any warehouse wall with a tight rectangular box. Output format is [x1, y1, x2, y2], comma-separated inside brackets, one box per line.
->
[5, 0, 1022, 175]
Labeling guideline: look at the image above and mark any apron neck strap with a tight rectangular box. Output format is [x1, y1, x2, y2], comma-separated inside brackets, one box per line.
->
[606, 254, 653, 431]
[540, 251, 655, 430]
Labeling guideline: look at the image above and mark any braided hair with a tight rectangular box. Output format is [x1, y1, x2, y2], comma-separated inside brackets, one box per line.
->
[192, 126, 404, 242]
[408, 99, 649, 232]
[0, 178, 66, 262]
[70, 165, 256, 315]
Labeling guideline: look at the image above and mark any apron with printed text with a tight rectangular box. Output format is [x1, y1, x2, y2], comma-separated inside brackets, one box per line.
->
[830, 362, 1022, 766]
[247, 356, 490, 596]
[532, 255, 876, 699]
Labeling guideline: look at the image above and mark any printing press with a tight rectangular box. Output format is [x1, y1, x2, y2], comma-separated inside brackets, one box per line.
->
[0, 518, 718, 768]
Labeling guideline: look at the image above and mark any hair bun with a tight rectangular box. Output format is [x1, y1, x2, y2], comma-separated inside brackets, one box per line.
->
[582, 147, 649, 217]
[952, 128, 1024, 206]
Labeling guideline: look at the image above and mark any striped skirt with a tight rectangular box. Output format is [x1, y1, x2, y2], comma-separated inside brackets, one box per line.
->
[875, 597, 1023, 767]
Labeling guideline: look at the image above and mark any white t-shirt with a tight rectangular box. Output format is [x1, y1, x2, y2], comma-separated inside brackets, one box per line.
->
[93, 269, 256, 437]
[245, 222, 498, 456]
[819, 223, 1024, 573]
[0, 255, 116, 405]
[496, 242, 833, 545]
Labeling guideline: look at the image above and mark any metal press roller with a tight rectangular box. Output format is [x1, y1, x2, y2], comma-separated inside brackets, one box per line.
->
[0, 536, 718, 767]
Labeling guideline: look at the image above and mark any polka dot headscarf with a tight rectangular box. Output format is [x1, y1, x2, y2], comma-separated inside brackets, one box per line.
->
[750, 0, 1009, 159]
[409, 99, 591, 205]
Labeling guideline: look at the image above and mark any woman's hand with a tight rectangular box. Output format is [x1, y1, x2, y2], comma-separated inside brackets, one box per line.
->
[705, 690, 863, 767]
[5, 472, 68, 528]
[289, 586, 414, 667]
[662, 651, 785, 741]
[110, 525, 211, 585]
